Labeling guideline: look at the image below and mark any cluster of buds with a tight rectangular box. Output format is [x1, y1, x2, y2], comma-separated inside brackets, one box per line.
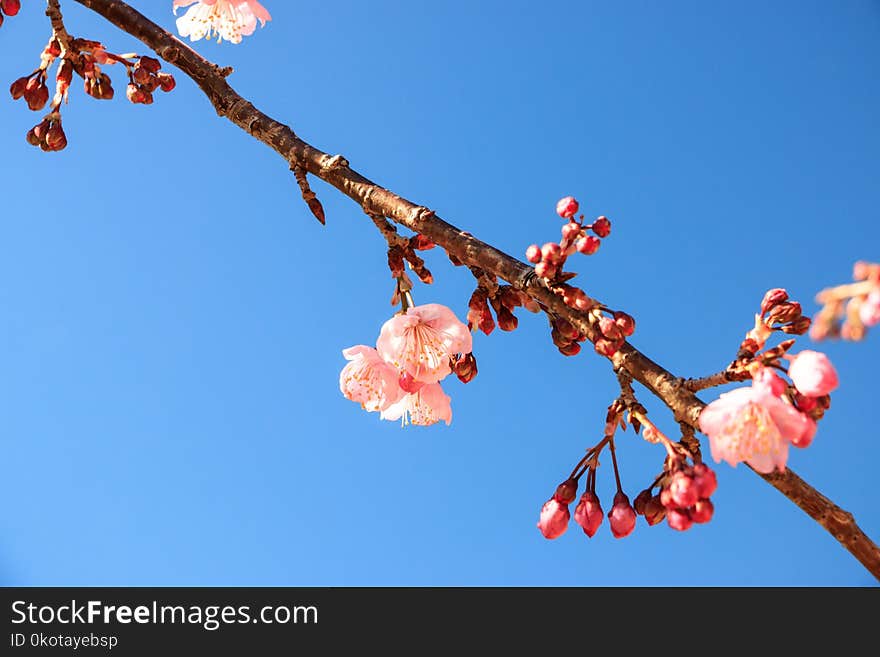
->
[537, 474, 639, 540]
[525, 196, 611, 281]
[811, 261, 880, 342]
[0, 0, 20, 29]
[124, 55, 176, 104]
[635, 459, 717, 532]
[467, 283, 539, 336]
[740, 288, 810, 359]
[387, 234, 435, 285]
[25, 112, 67, 152]
[9, 33, 176, 152]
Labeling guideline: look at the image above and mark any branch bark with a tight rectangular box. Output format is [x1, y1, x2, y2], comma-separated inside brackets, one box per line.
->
[69, 0, 880, 580]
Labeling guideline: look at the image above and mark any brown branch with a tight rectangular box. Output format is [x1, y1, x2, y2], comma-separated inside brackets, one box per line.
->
[45, 0, 74, 54]
[69, 0, 880, 580]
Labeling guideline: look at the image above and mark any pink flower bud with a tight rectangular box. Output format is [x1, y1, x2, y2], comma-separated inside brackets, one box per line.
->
[690, 499, 714, 524]
[760, 288, 789, 316]
[666, 508, 693, 532]
[790, 414, 816, 448]
[537, 498, 570, 539]
[669, 472, 699, 508]
[541, 242, 563, 264]
[534, 261, 556, 279]
[659, 487, 674, 509]
[525, 244, 542, 264]
[859, 290, 880, 327]
[574, 491, 603, 537]
[591, 216, 611, 238]
[556, 196, 579, 219]
[793, 393, 817, 413]
[787, 350, 839, 397]
[608, 492, 637, 538]
[593, 338, 620, 358]
[692, 463, 718, 499]
[613, 311, 635, 336]
[554, 479, 578, 504]
[598, 316, 623, 341]
[575, 236, 600, 255]
[561, 221, 581, 242]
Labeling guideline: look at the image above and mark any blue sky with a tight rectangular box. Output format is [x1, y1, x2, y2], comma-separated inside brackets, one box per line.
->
[0, 0, 878, 586]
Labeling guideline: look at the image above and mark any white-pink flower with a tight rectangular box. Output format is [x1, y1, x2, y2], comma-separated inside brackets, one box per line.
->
[380, 382, 452, 427]
[376, 304, 472, 384]
[698, 376, 815, 474]
[339, 345, 403, 413]
[173, 0, 271, 44]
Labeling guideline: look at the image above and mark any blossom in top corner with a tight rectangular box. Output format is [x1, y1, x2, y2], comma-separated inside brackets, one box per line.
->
[173, 0, 271, 44]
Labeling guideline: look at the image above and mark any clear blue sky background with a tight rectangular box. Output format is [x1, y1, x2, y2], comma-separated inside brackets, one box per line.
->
[1, 1, 878, 586]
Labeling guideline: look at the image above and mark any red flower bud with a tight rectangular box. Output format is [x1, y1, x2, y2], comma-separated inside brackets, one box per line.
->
[534, 261, 556, 279]
[138, 56, 162, 74]
[598, 316, 623, 341]
[1, 0, 21, 16]
[9, 76, 28, 99]
[643, 495, 667, 526]
[767, 301, 802, 324]
[557, 341, 581, 356]
[608, 492, 637, 538]
[554, 479, 578, 504]
[575, 235, 600, 255]
[525, 244, 542, 264]
[556, 196, 579, 219]
[591, 216, 611, 238]
[496, 306, 518, 332]
[760, 288, 789, 316]
[633, 489, 653, 516]
[453, 352, 477, 384]
[593, 338, 620, 358]
[668, 472, 699, 508]
[690, 499, 714, 524]
[666, 508, 693, 532]
[692, 463, 717, 499]
[537, 498, 570, 539]
[541, 242, 563, 264]
[574, 491, 603, 537]
[561, 221, 581, 242]
[613, 311, 635, 337]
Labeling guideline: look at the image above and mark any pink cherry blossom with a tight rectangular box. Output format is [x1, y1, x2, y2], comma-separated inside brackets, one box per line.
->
[380, 382, 452, 427]
[787, 350, 839, 397]
[339, 345, 403, 413]
[173, 0, 271, 44]
[859, 290, 880, 327]
[699, 382, 815, 473]
[376, 304, 472, 384]
[573, 491, 603, 537]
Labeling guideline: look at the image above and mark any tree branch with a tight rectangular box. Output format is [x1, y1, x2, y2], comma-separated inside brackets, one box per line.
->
[69, 0, 879, 580]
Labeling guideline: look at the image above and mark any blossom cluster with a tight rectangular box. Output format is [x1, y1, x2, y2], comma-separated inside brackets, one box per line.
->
[340, 304, 474, 426]
[812, 261, 880, 341]
[10, 36, 176, 152]
[699, 289, 838, 473]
